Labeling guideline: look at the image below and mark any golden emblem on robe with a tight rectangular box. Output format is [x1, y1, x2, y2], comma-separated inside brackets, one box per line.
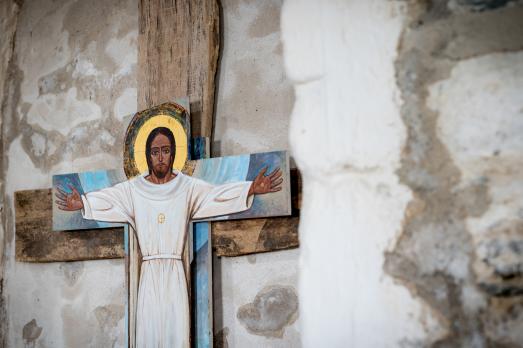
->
[158, 213, 166, 224]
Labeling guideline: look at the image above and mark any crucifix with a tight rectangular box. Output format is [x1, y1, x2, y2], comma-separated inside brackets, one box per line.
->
[14, 1, 300, 347]
[50, 101, 291, 347]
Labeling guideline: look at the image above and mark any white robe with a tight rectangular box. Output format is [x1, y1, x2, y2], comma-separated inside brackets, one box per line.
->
[81, 170, 253, 347]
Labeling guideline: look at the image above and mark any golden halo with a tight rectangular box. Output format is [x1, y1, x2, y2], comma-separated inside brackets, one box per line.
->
[133, 114, 188, 174]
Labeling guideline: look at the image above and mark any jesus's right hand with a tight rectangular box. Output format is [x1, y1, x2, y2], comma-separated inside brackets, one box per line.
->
[54, 185, 84, 211]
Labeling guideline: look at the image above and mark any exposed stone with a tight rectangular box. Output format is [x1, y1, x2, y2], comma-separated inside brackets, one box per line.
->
[387, 1, 523, 346]
[237, 285, 298, 338]
[475, 219, 523, 296]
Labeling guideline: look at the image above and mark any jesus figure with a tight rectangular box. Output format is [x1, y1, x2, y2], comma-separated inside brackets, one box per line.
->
[54, 127, 283, 347]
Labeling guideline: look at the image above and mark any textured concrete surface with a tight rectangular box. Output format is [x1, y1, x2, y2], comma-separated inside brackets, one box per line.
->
[1, 0, 137, 346]
[212, 0, 300, 347]
[282, 0, 523, 347]
[213, 0, 294, 157]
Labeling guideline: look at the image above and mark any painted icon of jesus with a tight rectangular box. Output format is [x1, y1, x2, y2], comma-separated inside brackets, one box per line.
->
[54, 127, 283, 347]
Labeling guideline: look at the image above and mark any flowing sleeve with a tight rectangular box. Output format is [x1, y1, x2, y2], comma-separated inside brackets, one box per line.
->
[190, 178, 254, 220]
[81, 181, 135, 229]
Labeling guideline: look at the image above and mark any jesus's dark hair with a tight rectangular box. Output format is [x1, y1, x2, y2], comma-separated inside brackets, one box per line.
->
[145, 127, 176, 174]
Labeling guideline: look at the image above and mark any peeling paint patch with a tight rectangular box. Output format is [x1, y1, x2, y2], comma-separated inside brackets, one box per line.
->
[237, 285, 298, 338]
[27, 87, 103, 135]
[113, 87, 137, 121]
[94, 304, 125, 330]
[59, 262, 84, 287]
[22, 319, 42, 345]
[248, 0, 280, 39]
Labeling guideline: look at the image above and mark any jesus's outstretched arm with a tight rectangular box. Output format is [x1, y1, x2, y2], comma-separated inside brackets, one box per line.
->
[55, 182, 135, 229]
[189, 166, 283, 220]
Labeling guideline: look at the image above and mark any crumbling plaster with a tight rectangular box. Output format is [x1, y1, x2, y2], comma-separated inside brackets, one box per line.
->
[282, 0, 523, 347]
[2, 0, 137, 346]
[282, 1, 443, 346]
[388, 2, 523, 346]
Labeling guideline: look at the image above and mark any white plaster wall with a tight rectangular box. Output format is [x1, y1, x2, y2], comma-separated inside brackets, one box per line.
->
[3, 0, 137, 346]
[213, 0, 300, 346]
[281, 1, 443, 347]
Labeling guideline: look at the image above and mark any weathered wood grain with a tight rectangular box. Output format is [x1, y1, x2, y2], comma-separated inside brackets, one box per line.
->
[212, 169, 301, 257]
[138, 0, 220, 138]
[15, 189, 124, 262]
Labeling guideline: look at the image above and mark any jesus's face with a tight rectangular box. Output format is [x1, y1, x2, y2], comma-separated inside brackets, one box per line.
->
[148, 133, 173, 179]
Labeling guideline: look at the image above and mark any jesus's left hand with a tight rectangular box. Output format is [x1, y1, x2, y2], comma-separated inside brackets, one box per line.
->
[249, 167, 283, 196]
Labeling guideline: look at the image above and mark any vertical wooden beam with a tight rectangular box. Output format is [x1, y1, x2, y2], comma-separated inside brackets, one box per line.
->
[136, 0, 220, 346]
[138, 0, 220, 138]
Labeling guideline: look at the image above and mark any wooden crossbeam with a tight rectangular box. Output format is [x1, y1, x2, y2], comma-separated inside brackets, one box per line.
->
[15, 189, 124, 262]
[213, 169, 301, 257]
[14, 169, 300, 262]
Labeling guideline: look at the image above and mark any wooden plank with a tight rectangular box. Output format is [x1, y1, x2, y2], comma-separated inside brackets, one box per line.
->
[212, 169, 301, 257]
[138, 0, 220, 138]
[15, 189, 124, 262]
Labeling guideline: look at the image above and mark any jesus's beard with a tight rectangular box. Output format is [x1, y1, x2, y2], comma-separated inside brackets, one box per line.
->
[152, 163, 171, 179]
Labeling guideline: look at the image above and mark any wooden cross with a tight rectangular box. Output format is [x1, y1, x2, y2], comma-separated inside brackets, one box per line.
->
[15, 112, 299, 347]
[14, 1, 300, 347]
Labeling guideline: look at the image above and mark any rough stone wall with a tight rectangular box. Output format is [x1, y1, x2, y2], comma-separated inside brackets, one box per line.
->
[1, 1, 22, 345]
[388, 1, 523, 346]
[1, 0, 137, 346]
[213, 0, 300, 347]
[282, 0, 523, 347]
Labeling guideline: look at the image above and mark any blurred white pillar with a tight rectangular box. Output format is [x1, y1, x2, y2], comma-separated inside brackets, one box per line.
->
[281, 1, 440, 346]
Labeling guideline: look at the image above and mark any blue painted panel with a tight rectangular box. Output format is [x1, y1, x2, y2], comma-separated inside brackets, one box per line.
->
[52, 169, 126, 231]
[192, 154, 250, 185]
